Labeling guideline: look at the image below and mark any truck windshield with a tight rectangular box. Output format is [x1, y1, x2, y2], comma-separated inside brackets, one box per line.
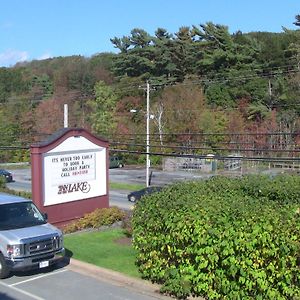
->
[0, 202, 46, 230]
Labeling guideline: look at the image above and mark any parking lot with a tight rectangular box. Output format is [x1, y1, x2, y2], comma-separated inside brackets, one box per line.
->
[0, 260, 169, 300]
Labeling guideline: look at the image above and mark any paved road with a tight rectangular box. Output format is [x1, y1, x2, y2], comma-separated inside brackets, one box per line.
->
[0, 260, 170, 300]
[8, 167, 211, 190]
[7, 168, 31, 192]
[7, 169, 134, 210]
[7, 167, 210, 210]
[109, 167, 211, 186]
[109, 189, 133, 210]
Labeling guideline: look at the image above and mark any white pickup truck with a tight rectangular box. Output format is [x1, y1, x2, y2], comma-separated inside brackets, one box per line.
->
[0, 193, 65, 278]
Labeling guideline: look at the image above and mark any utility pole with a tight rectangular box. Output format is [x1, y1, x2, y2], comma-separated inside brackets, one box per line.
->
[146, 81, 150, 187]
[136, 81, 152, 187]
[268, 78, 274, 111]
[64, 104, 68, 128]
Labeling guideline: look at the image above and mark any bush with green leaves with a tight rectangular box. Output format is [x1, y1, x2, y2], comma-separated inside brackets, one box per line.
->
[132, 175, 300, 299]
[63, 206, 126, 234]
[0, 176, 6, 188]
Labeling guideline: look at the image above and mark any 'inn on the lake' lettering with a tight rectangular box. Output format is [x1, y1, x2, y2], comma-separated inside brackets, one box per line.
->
[58, 182, 91, 194]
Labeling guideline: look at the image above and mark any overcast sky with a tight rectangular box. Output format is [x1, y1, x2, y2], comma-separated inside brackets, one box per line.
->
[0, 0, 299, 67]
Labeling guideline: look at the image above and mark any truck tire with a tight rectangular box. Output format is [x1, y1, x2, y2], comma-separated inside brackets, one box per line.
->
[0, 253, 10, 279]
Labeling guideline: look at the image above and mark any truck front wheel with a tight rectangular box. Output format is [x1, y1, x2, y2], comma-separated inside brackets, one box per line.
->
[0, 253, 10, 279]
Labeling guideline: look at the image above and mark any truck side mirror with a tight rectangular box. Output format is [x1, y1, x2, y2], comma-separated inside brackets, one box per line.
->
[43, 213, 48, 221]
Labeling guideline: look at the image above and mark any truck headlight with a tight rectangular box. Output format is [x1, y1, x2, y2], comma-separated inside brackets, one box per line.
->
[59, 235, 64, 248]
[7, 244, 23, 258]
[53, 235, 63, 249]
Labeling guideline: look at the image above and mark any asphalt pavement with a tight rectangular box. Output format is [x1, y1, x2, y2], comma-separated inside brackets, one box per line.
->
[0, 258, 172, 300]
[8, 166, 210, 191]
[7, 167, 209, 210]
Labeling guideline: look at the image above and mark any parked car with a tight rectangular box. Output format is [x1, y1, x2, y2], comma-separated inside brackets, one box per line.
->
[127, 186, 163, 203]
[0, 193, 65, 279]
[109, 156, 124, 168]
[0, 169, 13, 182]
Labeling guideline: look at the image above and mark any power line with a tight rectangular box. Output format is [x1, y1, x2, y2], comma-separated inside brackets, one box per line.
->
[0, 146, 29, 150]
[1, 129, 299, 147]
[1, 143, 300, 164]
[109, 131, 299, 137]
[110, 141, 300, 153]
[111, 136, 299, 147]
[145, 67, 300, 89]
[110, 148, 300, 163]
[106, 61, 300, 94]
[1, 63, 300, 109]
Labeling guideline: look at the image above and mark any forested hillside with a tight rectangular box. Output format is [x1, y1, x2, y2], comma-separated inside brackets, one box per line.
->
[0, 16, 299, 163]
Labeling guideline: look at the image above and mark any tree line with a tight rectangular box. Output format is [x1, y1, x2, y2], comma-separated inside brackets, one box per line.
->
[0, 16, 299, 162]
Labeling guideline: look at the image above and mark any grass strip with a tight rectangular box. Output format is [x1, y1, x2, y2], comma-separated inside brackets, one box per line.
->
[110, 182, 144, 191]
[64, 228, 140, 278]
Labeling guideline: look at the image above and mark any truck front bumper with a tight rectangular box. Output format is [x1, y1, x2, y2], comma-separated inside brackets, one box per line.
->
[5, 248, 65, 272]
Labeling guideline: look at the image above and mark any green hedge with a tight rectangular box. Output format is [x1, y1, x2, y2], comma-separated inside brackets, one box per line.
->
[132, 175, 300, 299]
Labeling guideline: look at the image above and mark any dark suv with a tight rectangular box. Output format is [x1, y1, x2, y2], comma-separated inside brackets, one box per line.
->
[127, 186, 163, 203]
[0, 170, 13, 182]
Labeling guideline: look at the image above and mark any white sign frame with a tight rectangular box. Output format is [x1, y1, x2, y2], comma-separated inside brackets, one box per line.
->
[42, 136, 107, 206]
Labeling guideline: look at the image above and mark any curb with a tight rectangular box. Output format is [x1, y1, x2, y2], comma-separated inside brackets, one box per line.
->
[68, 258, 171, 299]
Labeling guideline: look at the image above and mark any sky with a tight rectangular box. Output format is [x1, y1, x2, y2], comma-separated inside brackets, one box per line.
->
[0, 0, 299, 67]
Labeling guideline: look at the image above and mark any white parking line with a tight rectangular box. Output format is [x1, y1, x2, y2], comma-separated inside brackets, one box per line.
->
[10, 269, 68, 286]
[0, 280, 45, 300]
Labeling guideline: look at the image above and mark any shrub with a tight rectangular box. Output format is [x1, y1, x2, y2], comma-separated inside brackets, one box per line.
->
[132, 175, 300, 299]
[63, 206, 126, 234]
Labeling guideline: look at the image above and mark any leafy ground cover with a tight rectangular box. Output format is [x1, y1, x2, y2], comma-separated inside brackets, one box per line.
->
[64, 228, 140, 278]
